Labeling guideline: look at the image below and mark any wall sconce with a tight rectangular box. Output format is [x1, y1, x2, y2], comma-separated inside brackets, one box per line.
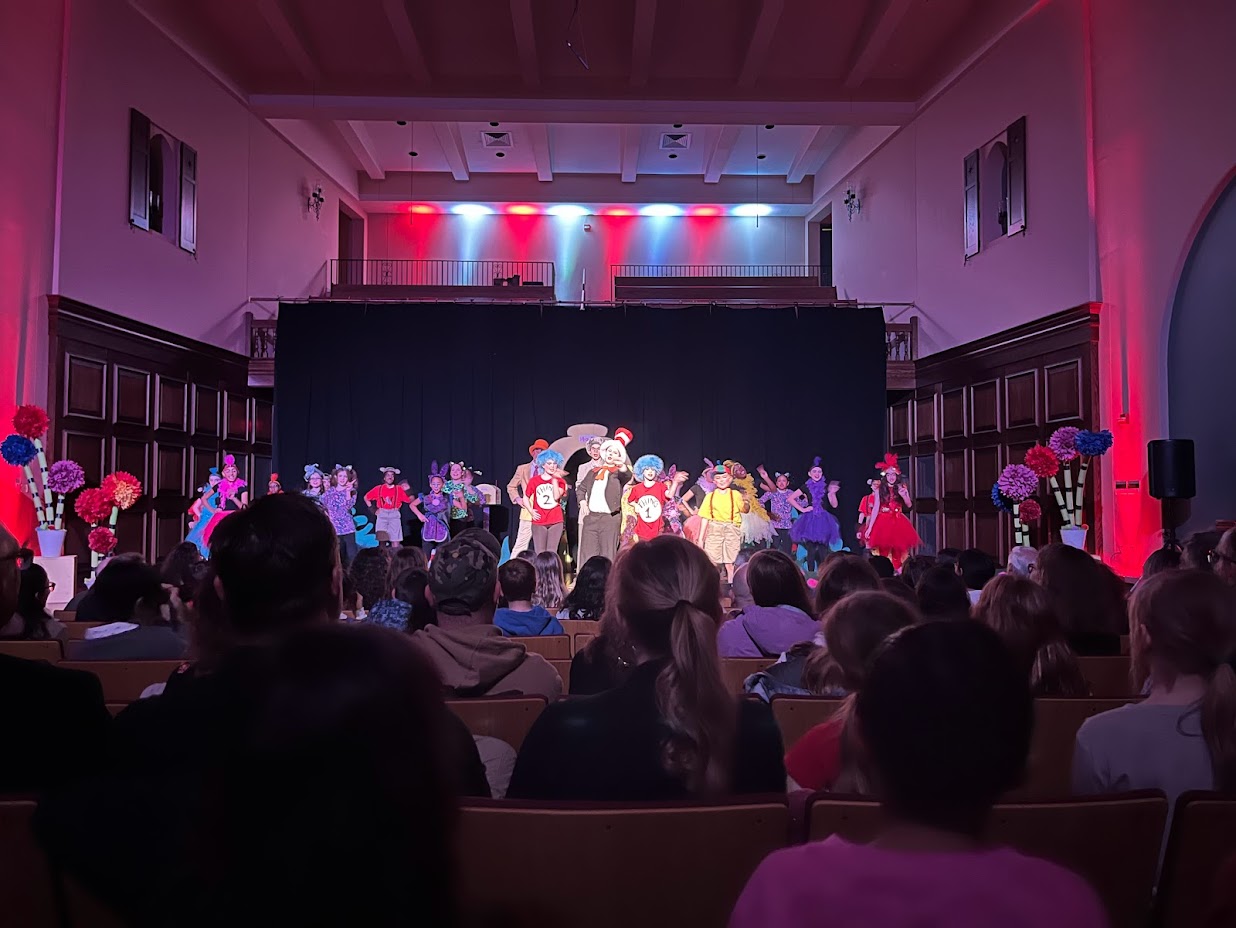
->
[307, 183, 325, 220]
[844, 185, 862, 221]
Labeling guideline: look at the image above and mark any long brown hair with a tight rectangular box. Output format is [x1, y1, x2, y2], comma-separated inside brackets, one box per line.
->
[813, 554, 880, 617]
[975, 573, 1088, 697]
[531, 551, 567, 613]
[746, 549, 813, 616]
[803, 591, 918, 695]
[1129, 570, 1236, 790]
[1036, 543, 1127, 642]
[611, 535, 735, 795]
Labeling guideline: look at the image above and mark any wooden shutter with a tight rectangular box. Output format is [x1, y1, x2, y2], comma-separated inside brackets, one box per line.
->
[128, 109, 151, 230]
[1006, 116, 1027, 235]
[179, 142, 198, 254]
[963, 149, 980, 258]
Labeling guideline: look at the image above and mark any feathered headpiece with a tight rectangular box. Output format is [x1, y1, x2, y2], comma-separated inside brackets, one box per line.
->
[270, 473, 280, 482]
[222, 454, 236, 468]
[875, 453, 901, 476]
[811, 456, 822, 469]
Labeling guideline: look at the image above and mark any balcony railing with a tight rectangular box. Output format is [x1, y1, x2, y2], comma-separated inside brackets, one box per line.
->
[331, 259, 555, 291]
[611, 264, 820, 287]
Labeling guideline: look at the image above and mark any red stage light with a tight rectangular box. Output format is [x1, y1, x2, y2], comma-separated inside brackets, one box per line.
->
[407, 204, 438, 214]
[506, 204, 539, 215]
[601, 207, 635, 216]
[689, 206, 723, 217]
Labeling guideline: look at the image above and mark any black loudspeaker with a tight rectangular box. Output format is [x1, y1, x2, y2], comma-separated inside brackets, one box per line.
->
[1148, 439, 1196, 500]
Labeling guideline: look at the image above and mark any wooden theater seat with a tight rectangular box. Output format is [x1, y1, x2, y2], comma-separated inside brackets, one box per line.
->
[457, 799, 789, 928]
[65, 622, 104, 640]
[557, 619, 597, 639]
[547, 660, 571, 693]
[509, 635, 572, 661]
[770, 696, 847, 751]
[808, 792, 1167, 928]
[53, 610, 75, 621]
[1156, 792, 1236, 928]
[0, 639, 61, 662]
[58, 660, 181, 704]
[1077, 655, 1134, 698]
[572, 632, 594, 655]
[720, 658, 773, 695]
[447, 696, 548, 750]
[0, 801, 59, 928]
[1016, 698, 1139, 798]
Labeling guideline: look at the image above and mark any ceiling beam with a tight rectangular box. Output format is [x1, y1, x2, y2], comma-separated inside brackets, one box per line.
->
[432, 122, 470, 181]
[620, 127, 641, 183]
[737, 0, 786, 89]
[786, 126, 850, 184]
[380, 0, 432, 85]
[703, 126, 742, 183]
[844, 0, 914, 89]
[527, 124, 553, 181]
[629, 0, 658, 88]
[509, 0, 540, 88]
[257, 0, 321, 85]
[335, 121, 386, 181]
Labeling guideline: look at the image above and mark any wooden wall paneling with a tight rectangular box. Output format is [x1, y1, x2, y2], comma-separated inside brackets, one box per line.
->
[1044, 359, 1083, 423]
[225, 392, 250, 442]
[154, 513, 186, 561]
[942, 512, 968, 550]
[1004, 369, 1039, 430]
[971, 446, 1002, 499]
[913, 394, 936, 444]
[890, 400, 910, 448]
[157, 376, 188, 431]
[254, 398, 273, 444]
[941, 389, 966, 439]
[62, 432, 106, 487]
[64, 355, 107, 419]
[942, 450, 968, 498]
[193, 385, 220, 437]
[969, 380, 1000, 434]
[155, 443, 187, 497]
[972, 510, 1004, 561]
[113, 366, 151, 426]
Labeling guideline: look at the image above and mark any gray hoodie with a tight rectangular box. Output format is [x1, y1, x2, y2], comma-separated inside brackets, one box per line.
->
[410, 623, 563, 699]
[716, 604, 818, 658]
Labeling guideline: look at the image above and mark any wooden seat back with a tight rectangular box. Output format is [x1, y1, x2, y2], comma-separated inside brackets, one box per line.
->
[1077, 655, 1134, 698]
[1156, 792, 1236, 928]
[510, 635, 572, 661]
[572, 632, 595, 655]
[1016, 698, 1139, 798]
[447, 696, 548, 750]
[770, 696, 847, 751]
[558, 619, 598, 639]
[547, 660, 571, 693]
[720, 658, 773, 695]
[0, 639, 62, 662]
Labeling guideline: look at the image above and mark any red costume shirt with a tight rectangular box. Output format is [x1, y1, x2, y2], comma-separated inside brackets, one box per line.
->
[364, 484, 412, 510]
[628, 481, 668, 541]
[527, 474, 565, 525]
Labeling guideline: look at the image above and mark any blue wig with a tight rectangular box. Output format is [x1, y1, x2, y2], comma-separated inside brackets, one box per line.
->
[535, 448, 565, 473]
[633, 454, 665, 478]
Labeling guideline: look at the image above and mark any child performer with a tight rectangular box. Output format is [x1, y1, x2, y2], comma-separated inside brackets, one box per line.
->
[697, 461, 749, 583]
[507, 440, 549, 557]
[855, 478, 878, 547]
[789, 456, 843, 574]
[462, 464, 485, 529]
[444, 461, 480, 537]
[663, 465, 689, 536]
[574, 436, 603, 556]
[302, 464, 326, 503]
[864, 453, 921, 571]
[730, 461, 776, 548]
[322, 464, 359, 566]
[185, 468, 221, 557]
[414, 462, 450, 558]
[525, 448, 567, 554]
[576, 428, 633, 564]
[267, 473, 282, 495]
[757, 466, 810, 556]
[201, 455, 249, 548]
[625, 454, 670, 545]
[364, 467, 420, 547]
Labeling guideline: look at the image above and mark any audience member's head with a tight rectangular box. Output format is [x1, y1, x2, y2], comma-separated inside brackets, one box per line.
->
[531, 551, 567, 613]
[11, 563, 55, 640]
[195, 494, 341, 663]
[562, 555, 610, 620]
[936, 547, 962, 571]
[202, 624, 457, 926]
[456, 527, 501, 563]
[498, 557, 536, 604]
[746, 549, 813, 615]
[391, 545, 429, 575]
[1181, 530, 1222, 572]
[975, 573, 1088, 697]
[916, 565, 971, 621]
[855, 621, 1033, 836]
[160, 542, 203, 590]
[426, 537, 498, 625]
[610, 535, 732, 794]
[0, 524, 18, 620]
[350, 547, 393, 610]
[1006, 545, 1038, 578]
[814, 554, 880, 617]
[1129, 569, 1236, 790]
[1035, 543, 1127, 648]
[1214, 528, 1236, 586]
[879, 576, 918, 606]
[867, 555, 895, 579]
[898, 554, 936, 590]
[78, 554, 169, 625]
[730, 562, 753, 610]
[393, 567, 434, 632]
[804, 591, 918, 695]
[1141, 546, 1182, 580]
[958, 548, 997, 592]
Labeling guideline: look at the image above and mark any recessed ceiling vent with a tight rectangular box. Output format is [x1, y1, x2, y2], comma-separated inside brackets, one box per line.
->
[659, 132, 691, 151]
[481, 131, 514, 148]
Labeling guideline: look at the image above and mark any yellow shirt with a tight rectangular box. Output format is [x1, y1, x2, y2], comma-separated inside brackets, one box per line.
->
[699, 489, 744, 526]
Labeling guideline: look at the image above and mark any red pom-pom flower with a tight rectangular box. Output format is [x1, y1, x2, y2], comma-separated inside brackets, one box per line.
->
[74, 487, 114, 524]
[101, 471, 143, 510]
[12, 404, 49, 440]
[87, 526, 118, 555]
[1018, 499, 1042, 522]
[1024, 444, 1060, 479]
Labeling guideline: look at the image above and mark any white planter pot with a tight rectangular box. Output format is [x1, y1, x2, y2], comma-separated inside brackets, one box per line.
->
[1060, 525, 1089, 550]
[37, 527, 66, 558]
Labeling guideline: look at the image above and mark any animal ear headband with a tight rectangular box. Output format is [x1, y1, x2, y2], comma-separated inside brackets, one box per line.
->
[428, 460, 448, 480]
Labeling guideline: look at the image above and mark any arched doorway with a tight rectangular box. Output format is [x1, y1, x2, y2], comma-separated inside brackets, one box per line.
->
[1167, 172, 1236, 532]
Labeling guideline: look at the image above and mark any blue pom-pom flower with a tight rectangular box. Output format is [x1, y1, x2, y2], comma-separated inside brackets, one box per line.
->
[0, 434, 37, 466]
[1074, 429, 1114, 457]
[991, 482, 1013, 513]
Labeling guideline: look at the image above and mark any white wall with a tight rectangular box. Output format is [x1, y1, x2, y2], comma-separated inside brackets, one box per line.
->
[366, 212, 809, 302]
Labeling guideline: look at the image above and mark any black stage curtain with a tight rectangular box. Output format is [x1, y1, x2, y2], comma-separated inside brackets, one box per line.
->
[275, 302, 887, 546]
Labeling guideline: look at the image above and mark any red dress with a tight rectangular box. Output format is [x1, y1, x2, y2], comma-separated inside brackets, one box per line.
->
[864, 492, 921, 566]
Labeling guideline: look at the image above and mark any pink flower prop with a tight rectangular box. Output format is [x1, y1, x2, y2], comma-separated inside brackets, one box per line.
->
[102, 471, 143, 509]
[1024, 444, 1060, 479]
[87, 526, 118, 555]
[46, 459, 85, 495]
[12, 404, 49, 440]
[1048, 427, 1080, 463]
[997, 464, 1038, 502]
[1018, 499, 1042, 522]
[75, 487, 114, 524]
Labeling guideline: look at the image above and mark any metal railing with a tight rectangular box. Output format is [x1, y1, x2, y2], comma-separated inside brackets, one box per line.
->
[611, 264, 821, 282]
[331, 259, 555, 290]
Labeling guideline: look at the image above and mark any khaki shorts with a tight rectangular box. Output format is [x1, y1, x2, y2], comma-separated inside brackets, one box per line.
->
[376, 508, 403, 543]
[702, 521, 742, 565]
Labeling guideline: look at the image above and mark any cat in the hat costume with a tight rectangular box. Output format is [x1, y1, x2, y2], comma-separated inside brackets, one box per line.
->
[576, 427, 633, 565]
[863, 453, 921, 570]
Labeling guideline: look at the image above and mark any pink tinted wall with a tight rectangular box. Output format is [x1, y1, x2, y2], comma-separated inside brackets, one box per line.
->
[366, 213, 808, 302]
[54, 0, 360, 353]
[1091, 0, 1236, 571]
[820, 0, 1094, 355]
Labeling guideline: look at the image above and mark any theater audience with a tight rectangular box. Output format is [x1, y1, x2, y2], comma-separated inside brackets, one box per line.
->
[785, 591, 918, 791]
[880, 576, 918, 606]
[975, 574, 1088, 697]
[560, 554, 611, 620]
[1214, 527, 1236, 585]
[898, 554, 936, 590]
[814, 554, 881, 617]
[531, 550, 568, 615]
[494, 557, 564, 636]
[731, 622, 1106, 928]
[65, 557, 185, 660]
[0, 523, 110, 794]
[1140, 546, 1181, 581]
[364, 561, 425, 632]
[349, 546, 393, 617]
[717, 549, 817, 658]
[1036, 543, 1127, 655]
[916, 565, 972, 622]
[936, 547, 962, 571]
[390, 543, 429, 573]
[509, 535, 785, 800]
[959, 548, 997, 603]
[1182, 530, 1222, 572]
[1072, 569, 1236, 815]
[413, 536, 562, 699]
[1007, 545, 1039, 578]
[71, 553, 149, 622]
[867, 555, 895, 579]
[158, 541, 203, 592]
[1, 562, 67, 642]
[568, 606, 636, 696]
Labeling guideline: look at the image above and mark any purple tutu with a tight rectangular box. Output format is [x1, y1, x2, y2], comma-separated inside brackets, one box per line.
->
[790, 479, 842, 545]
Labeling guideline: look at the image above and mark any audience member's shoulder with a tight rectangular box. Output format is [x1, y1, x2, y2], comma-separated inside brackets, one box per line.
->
[0, 652, 104, 700]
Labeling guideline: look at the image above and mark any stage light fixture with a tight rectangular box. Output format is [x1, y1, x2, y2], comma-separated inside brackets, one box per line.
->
[547, 204, 589, 218]
[601, 207, 635, 216]
[506, 204, 540, 215]
[407, 203, 438, 215]
[733, 203, 772, 217]
[689, 206, 723, 217]
[452, 204, 493, 216]
[640, 204, 682, 217]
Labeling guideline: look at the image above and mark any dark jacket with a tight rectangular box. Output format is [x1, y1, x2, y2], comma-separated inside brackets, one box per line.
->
[66, 624, 188, 661]
[568, 633, 634, 697]
[577, 467, 628, 515]
[508, 659, 786, 800]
